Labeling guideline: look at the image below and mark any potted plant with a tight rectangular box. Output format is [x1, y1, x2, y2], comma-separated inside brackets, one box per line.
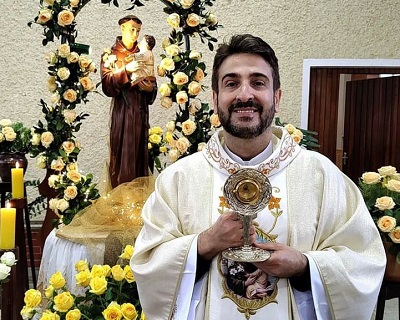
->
[0, 119, 31, 181]
[358, 165, 400, 281]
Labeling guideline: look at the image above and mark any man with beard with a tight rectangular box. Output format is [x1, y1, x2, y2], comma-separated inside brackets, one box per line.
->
[131, 34, 385, 319]
[101, 15, 157, 190]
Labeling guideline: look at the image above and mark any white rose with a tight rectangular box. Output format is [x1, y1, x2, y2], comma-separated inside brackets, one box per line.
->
[181, 120, 196, 136]
[167, 13, 180, 29]
[37, 8, 53, 24]
[0, 251, 17, 266]
[186, 13, 200, 27]
[388, 227, 400, 244]
[45, 51, 58, 65]
[63, 110, 77, 124]
[160, 97, 173, 109]
[63, 89, 77, 103]
[176, 91, 188, 104]
[70, 0, 80, 7]
[188, 99, 201, 115]
[49, 198, 59, 212]
[387, 179, 400, 193]
[64, 185, 78, 200]
[58, 44, 70, 58]
[378, 165, 397, 177]
[375, 196, 395, 211]
[188, 81, 202, 96]
[165, 44, 181, 57]
[0, 133, 3, 142]
[0, 119, 12, 126]
[0, 264, 11, 281]
[159, 83, 172, 97]
[197, 142, 206, 151]
[36, 155, 47, 169]
[57, 10, 74, 27]
[168, 148, 180, 162]
[57, 67, 70, 81]
[67, 52, 79, 64]
[50, 157, 65, 172]
[361, 172, 381, 185]
[48, 174, 59, 188]
[4, 131, 16, 142]
[176, 137, 190, 153]
[41, 131, 54, 148]
[194, 67, 205, 82]
[159, 57, 175, 71]
[62, 141, 75, 154]
[57, 199, 70, 212]
[180, 0, 195, 9]
[47, 76, 58, 92]
[205, 13, 218, 26]
[189, 50, 202, 60]
[173, 72, 189, 85]
[210, 113, 221, 127]
[50, 92, 61, 105]
[166, 121, 175, 132]
[377, 216, 397, 232]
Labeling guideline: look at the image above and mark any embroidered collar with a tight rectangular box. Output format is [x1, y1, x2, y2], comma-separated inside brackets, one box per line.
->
[203, 126, 301, 177]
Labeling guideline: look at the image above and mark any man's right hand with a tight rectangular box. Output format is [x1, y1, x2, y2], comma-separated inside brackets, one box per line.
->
[197, 211, 256, 260]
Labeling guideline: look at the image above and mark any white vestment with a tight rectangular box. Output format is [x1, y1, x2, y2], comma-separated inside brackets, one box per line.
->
[131, 127, 386, 320]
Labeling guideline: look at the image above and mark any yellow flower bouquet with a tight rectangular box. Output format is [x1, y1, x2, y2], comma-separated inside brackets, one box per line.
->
[358, 165, 400, 261]
[21, 245, 145, 320]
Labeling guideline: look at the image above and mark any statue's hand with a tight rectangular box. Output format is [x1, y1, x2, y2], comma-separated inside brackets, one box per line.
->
[125, 60, 141, 73]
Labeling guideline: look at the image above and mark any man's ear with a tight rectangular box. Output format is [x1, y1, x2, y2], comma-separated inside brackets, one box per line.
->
[212, 91, 218, 113]
[274, 88, 282, 113]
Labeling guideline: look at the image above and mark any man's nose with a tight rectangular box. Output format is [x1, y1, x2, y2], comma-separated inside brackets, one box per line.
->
[235, 83, 255, 102]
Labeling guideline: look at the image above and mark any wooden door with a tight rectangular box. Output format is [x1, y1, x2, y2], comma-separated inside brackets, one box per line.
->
[342, 76, 400, 182]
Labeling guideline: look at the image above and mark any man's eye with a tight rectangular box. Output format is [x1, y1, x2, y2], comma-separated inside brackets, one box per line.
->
[225, 81, 237, 87]
[254, 81, 265, 86]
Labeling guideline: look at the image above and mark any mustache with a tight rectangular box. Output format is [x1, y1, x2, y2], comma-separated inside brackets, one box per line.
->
[228, 100, 263, 113]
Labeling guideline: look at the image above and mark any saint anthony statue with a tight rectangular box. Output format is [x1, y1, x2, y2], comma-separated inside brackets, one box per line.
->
[101, 15, 157, 189]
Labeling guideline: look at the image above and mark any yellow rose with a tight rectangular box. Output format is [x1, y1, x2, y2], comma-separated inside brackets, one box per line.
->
[389, 227, 400, 243]
[194, 67, 205, 82]
[111, 265, 125, 281]
[173, 72, 189, 85]
[387, 179, 400, 192]
[182, 120, 197, 136]
[121, 303, 138, 320]
[40, 310, 60, 320]
[378, 165, 397, 177]
[159, 57, 175, 71]
[377, 216, 397, 232]
[66, 309, 81, 320]
[140, 311, 146, 320]
[165, 44, 181, 57]
[23, 289, 42, 308]
[159, 83, 172, 97]
[102, 264, 112, 277]
[186, 13, 200, 27]
[205, 13, 218, 26]
[44, 285, 55, 299]
[58, 10, 74, 27]
[49, 271, 66, 289]
[124, 265, 135, 283]
[50, 157, 65, 171]
[89, 276, 108, 295]
[361, 172, 381, 185]
[180, 0, 195, 9]
[37, 9, 53, 24]
[57, 67, 70, 81]
[69, 0, 80, 8]
[67, 170, 82, 183]
[188, 81, 202, 96]
[176, 137, 190, 153]
[63, 89, 78, 103]
[167, 13, 180, 29]
[62, 141, 75, 154]
[149, 134, 162, 144]
[78, 56, 92, 69]
[64, 185, 78, 200]
[165, 132, 175, 144]
[149, 127, 163, 135]
[79, 77, 95, 91]
[160, 146, 168, 153]
[91, 264, 106, 278]
[53, 291, 74, 313]
[375, 196, 395, 211]
[189, 50, 202, 60]
[47, 76, 58, 92]
[160, 97, 173, 109]
[75, 269, 91, 287]
[210, 113, 221, 128]
[120, 245, 134, 260]
[58, 44, 70, 58]
[168, 148, 180, 162]
[198, 142, 206, 151]
[66, 162, 79, 172]
[166, 121, 175, 132]
[284, 123, 296, 134]
[67, 52, 80, 64]
[176, 91, 188, 104]
[102, 302, 123, 320]
[20, 305, 34, 319]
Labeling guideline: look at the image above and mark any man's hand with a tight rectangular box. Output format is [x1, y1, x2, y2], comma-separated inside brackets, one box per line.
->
[253, 242, 308, 278]
[197, 212, 256, 261]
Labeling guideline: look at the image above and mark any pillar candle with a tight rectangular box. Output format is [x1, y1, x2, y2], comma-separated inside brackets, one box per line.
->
[11, 162, 24, 199]
[0, 204, 16, 250]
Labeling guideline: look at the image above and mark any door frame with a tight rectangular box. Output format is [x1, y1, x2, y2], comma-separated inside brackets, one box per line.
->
[301, 59, 400, 128]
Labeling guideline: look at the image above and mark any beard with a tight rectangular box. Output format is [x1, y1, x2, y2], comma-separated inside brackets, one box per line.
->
[217, 100, 276, 139]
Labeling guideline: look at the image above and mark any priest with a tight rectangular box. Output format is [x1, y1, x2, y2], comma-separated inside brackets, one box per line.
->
[131, 34, 386, 319]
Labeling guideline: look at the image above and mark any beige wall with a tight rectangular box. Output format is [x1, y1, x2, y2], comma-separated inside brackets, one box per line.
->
[1, 0, 399, 203]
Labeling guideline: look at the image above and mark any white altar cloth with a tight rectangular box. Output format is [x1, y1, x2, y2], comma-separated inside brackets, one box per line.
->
[37, 229, 106, 295]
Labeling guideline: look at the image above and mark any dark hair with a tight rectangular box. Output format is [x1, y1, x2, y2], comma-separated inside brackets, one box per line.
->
[211, 34, 280, 93]
[143, 35, 156, 50]
[118, 15, 142, 26]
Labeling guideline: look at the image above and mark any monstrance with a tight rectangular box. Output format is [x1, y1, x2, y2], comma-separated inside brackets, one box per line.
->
[222, 168, 272, 262]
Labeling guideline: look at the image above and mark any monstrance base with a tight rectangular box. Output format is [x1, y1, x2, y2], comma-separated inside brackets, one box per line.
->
[222, 246, 271, 262]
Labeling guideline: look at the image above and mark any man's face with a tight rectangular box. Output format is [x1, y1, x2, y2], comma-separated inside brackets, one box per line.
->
[121, 20, 141, 45]
[213, 53, 281, 139]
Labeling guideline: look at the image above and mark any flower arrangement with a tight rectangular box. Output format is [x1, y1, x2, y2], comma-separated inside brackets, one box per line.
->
[0, 251, 17, 282]
[0, 119, 32, 154]
[358, 166, 400, 261]
[21, 245, 145, 320]
[47, 162, 100, 226]
[274, 117, 320, 150]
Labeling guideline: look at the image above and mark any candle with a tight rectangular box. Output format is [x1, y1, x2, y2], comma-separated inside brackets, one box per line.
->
[0, 203, 16, 249]
[11, 162, 24, 199]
